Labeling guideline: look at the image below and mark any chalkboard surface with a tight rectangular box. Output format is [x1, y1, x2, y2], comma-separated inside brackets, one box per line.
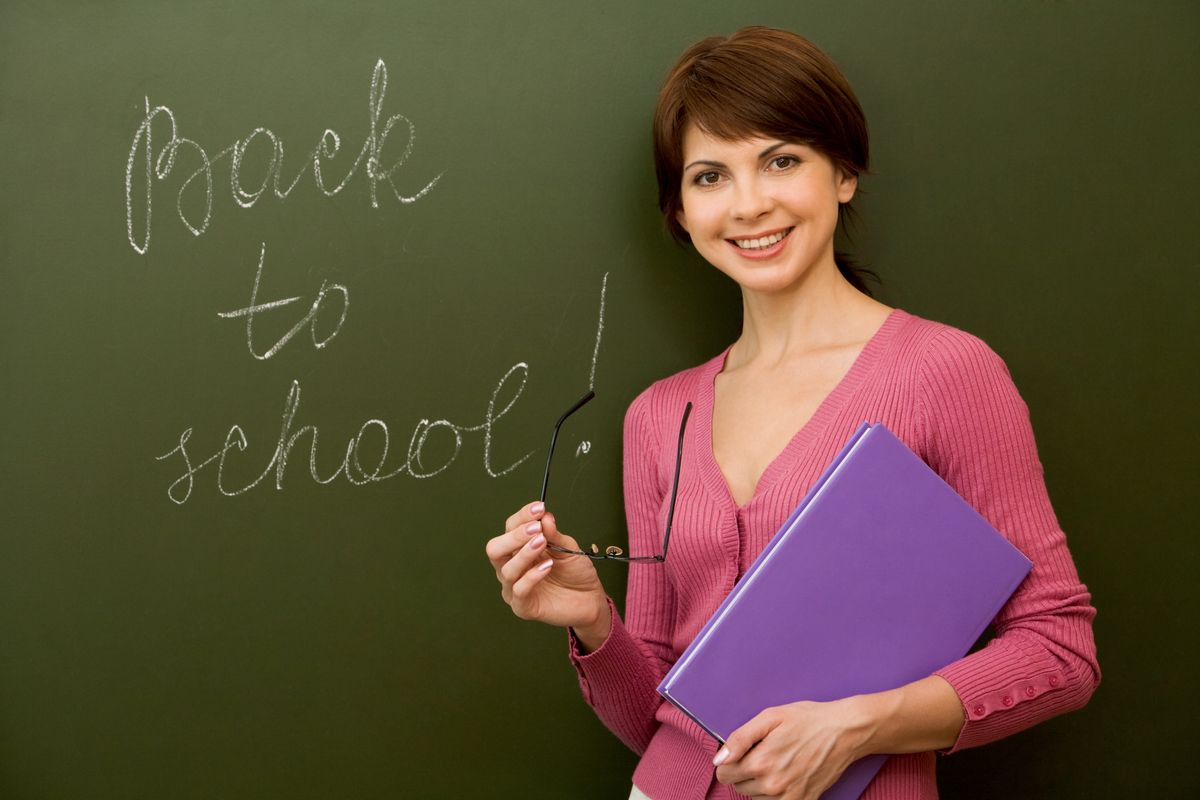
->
[2, 2, 1196, 798]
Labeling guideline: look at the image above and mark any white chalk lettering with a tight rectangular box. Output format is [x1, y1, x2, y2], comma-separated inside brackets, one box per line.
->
[217, 242, 349, 360]
[125, 59, 443, 254]
[589, 272, 608, 391]
[155, 253, 609, 504]
[155, 363, 534, 505]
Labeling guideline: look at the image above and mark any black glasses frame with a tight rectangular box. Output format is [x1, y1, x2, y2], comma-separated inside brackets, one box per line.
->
[539, 390, 691, 563]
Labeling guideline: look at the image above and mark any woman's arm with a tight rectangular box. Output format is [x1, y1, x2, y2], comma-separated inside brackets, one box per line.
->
[854, 674, 964, 753]
[917, 326, 1101, 752]
[713, 675, 965, 799]
[565, 386, 679, 755]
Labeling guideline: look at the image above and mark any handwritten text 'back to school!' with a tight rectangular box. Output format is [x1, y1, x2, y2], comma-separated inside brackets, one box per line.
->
[126, 60, 606, 505]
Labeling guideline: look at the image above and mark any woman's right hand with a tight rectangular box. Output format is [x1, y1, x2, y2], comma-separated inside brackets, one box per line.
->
[486, 501, 609, 634]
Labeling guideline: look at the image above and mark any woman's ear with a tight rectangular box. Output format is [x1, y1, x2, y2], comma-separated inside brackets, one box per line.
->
[675, 207, 690, 234]
[835, 168, 858, 204]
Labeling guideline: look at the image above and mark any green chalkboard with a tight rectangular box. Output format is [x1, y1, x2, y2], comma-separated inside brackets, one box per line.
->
[1, 2, 1196, 798]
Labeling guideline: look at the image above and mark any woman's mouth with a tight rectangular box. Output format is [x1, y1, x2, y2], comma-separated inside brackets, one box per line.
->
[727, 227, 794, 259]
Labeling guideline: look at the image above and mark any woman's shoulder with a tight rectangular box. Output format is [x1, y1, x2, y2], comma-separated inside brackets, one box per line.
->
[892, 308, 1015, 385]
[894, 310, 1034, 462]
[624, 348, 725, 429]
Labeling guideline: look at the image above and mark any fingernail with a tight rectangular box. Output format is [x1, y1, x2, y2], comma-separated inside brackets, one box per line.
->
[537, 559, 553, 572]
[525, 521, 541, 536]
[529, 534, 545, 550]
[530, 502, 544, 515]
[713, 747, 729, 766]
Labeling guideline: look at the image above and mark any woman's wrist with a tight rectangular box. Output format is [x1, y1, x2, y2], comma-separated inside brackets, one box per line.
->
[571, 593, 613, 654]
[849, 675, 965, 758]
[845, 689, 903, 760]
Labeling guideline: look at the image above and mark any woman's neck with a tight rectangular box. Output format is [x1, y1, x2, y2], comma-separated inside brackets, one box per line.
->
[729, 265, 888, 371]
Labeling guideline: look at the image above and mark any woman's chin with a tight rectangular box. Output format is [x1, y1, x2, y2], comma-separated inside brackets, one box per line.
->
[720, 264, 817, 297]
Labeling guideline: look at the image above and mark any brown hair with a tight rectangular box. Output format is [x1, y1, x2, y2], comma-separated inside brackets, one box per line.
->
[653, 26, 878, 295]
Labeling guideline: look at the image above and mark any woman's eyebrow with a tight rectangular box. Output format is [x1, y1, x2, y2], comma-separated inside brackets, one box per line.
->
[683, 142, 790, 172]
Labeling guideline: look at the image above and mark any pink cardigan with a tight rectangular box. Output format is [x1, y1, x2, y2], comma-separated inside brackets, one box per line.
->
[567, 308, 1099, 799]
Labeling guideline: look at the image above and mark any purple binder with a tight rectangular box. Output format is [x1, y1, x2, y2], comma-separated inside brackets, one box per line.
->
[657, 422, 1032, 800]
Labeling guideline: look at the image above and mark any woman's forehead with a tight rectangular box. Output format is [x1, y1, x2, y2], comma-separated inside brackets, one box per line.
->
[681, 124, 814, 159]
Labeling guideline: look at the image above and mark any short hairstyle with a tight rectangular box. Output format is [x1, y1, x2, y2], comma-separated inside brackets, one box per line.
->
[652, 26, 877, 294]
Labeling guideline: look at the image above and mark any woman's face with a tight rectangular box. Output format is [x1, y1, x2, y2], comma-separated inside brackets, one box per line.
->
[675, 124, 856, 296]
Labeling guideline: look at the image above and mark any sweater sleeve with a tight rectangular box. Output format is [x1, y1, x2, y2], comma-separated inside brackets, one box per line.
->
[918, 328, 1100, 754]
[565, 387, 677, 755]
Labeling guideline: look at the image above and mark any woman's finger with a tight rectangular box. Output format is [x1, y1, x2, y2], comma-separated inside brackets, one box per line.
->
[499, 527, 550, 586]
[539, 512, 583, 551]
[715, 707, 779, 768]
[504, 500, 546, 532]
[485, 517, 545, 572]
[510, 554, 554, 606]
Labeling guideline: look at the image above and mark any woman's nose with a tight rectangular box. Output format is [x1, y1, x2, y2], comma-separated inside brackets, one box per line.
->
[731, 178, 772, 221]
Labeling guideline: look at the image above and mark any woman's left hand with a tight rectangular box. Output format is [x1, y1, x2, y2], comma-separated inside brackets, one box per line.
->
[713, 697, 873, 800]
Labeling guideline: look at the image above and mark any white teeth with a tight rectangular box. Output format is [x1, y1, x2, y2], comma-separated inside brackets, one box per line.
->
[734, 229, 789, 249]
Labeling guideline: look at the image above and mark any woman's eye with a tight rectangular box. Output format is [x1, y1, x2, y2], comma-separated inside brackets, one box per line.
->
[694, 171, 721, 186]
[770, 155, 798, 170]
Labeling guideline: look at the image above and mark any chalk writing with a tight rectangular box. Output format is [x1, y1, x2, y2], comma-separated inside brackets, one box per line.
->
[156, 272, 610, 503]
[125, 59, 442, 254]
[155, 362, 532, 505]
[589, 272, 607, 391]
[136, 49, 613, 504]
[217, 242, 349, 360]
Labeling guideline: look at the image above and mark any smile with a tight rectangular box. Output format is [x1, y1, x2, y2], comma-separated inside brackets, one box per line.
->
[726, 227, 794, 258]
[730, 228, 793, 250]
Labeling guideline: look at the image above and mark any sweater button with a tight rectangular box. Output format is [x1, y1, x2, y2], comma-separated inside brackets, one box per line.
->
[1002, 696, 1014, 707]
[1049, 675, 1060, 687]
[973, 704, 986, 717]
[1025, 686, 1036, 697]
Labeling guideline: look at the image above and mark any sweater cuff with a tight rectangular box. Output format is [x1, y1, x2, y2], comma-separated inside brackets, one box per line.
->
[567, 596, 654, 705]
[934, 636, 1072, 754]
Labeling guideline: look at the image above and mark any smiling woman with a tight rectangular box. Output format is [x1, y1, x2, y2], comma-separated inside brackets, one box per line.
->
[485, 25, 1099, 800]
[674, 133, 856, 298]
[652, 27, 875, 298]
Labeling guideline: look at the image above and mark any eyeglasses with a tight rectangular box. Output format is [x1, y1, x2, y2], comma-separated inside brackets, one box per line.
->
[539, 390, 692, 563]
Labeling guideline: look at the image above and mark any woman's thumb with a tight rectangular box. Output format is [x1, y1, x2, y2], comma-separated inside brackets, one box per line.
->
[541, 512, 580, 550]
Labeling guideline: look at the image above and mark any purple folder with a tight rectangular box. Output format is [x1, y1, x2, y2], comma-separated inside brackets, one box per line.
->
[657, 422, 1032, 800]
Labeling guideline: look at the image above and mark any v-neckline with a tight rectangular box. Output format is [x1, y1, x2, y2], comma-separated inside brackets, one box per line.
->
[693, 308, 905, 512]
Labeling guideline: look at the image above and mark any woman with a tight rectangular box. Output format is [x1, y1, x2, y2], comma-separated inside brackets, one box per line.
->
[485, 27, 1099, 800]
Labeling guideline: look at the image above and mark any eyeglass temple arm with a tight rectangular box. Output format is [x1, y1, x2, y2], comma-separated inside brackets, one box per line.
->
[659, 401, 692, 561]
[539, 390, 595, 504]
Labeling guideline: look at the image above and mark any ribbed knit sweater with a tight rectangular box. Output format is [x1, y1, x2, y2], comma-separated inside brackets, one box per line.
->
[567, 308, 1100, 800]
